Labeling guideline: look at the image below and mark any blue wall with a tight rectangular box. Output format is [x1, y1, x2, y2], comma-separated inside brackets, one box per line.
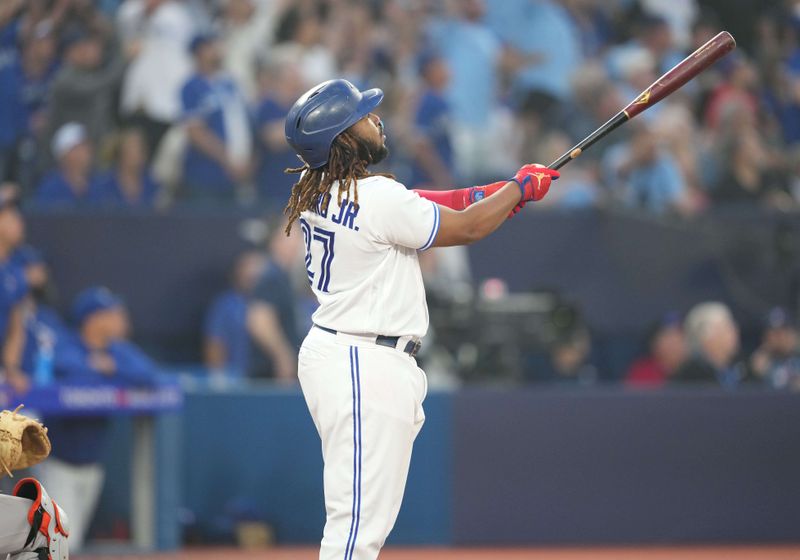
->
[180, 388, 452, 544]
[24, 209, 800, 366]
[95, 386, 800, 546]
[451, 387, 800, 544]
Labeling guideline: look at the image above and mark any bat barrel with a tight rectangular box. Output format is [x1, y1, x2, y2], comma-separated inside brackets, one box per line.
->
[548, 30, 736, 170]
[622, 31, 736, 119]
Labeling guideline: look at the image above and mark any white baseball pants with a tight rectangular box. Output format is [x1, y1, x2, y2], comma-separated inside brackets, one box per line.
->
[298, 327, 427, 560]
[0, 493, 40, 556]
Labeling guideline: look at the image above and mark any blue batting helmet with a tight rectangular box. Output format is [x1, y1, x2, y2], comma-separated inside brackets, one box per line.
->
[285, 79, 384, 169]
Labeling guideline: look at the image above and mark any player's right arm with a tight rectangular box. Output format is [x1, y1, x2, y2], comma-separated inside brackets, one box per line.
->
[432, 164, 559, 247]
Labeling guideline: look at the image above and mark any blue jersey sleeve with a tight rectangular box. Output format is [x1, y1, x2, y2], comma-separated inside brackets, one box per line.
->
[11, 265, 28, 304]
[53, 337, 98, 383]
[204, 294, 230, 339]
[256, 98, 285, 127]
[251, 270, 282, 307]
[181, 77, 210, 122]
[110, 341, 159, 387]
[35, 173, 69, 206]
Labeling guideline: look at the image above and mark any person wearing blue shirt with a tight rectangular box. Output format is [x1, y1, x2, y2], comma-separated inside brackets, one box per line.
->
[253, 55, 308, 208]
[748, 308, 800, 390]
[181, 33, 253, 202]
[11, 245, 65, 383]
[0, 3, 22, 67]
[97, 128, 161, 208]
[39, 286, 158, 551]
[10, 244, 47, 292]
[605, 14, 684, 86]
[603, 123, 687, 215]
[409, 50, 456, 189]
[6, 24, 59, 190]
[247, 226, 301, 381]
[0, 189, 29, 394]
[204, 251, 265, 378]
[426, 0, 505, 182]
[427, 0, 500, 130]
[485, 0, 584, 103]
[35, 123, 107, 208]
[0, 58, 25, 185]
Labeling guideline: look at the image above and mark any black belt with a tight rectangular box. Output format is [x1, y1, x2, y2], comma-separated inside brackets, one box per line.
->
[314, 324, 422, 358]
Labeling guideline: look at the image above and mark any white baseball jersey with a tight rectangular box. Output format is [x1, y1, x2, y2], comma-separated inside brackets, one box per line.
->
[299, 175, 440, 338]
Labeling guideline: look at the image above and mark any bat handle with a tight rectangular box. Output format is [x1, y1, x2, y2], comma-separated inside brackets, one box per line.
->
[547, 111, 630, 170]
[549, 148, 583, 171]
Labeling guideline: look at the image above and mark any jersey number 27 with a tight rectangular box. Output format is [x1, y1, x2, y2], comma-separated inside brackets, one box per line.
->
[300, 218, 335, 293]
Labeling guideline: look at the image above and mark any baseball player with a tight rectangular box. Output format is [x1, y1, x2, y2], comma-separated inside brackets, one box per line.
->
[283, 79, 557, 560]
[0, 405, 69, 560]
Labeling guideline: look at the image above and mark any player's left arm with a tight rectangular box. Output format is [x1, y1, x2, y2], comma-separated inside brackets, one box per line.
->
[415, 181, 526, 218]
[432, 164, 559, 247]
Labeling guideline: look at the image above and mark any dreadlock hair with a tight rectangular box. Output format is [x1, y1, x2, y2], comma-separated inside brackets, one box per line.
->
[283, 128, 393, 235]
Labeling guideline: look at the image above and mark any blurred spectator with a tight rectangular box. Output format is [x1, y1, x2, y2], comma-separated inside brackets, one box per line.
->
[44, 28, 126, 163]
[204, 250, 265, 378]
[40, 286, 158, 551]
[419, 246, 472, 302]
[35, 122, 106, 207]
[98, 128, 162, 208]
[762, 55, 800, 147]
[603, 122, 690, 215]
[218, 0, 278, 102]
[673, 302, 745, 387]
[640, 0, 699, 50]
[17, 249, 65, 386]
[0, 187, 30, 394]
[10, 244, 49, 294]
[247, 222, 302, 381]
[427, 0, 503, 182]
[0, 21, 58, 191]
[55, 0, 116, 40]
[562, 62, 628, 157]
[704, 53, 759, 130]
[544, 326, 598, 386]
[273, 2, 336, 86]
[485, 0, 584, 104]
[0, 0, 25, 66]
[253, 49, 308, 207]
[117, 0, 195, 157]
[607, 13, 683, 80]
[625, 313, 687, 388]
[711, 127, 792, 209]
[408, 49, 456, 189]
[180, 33, 253, 202]
[653, 103, 707, 208]
[749, 307, 800, 390]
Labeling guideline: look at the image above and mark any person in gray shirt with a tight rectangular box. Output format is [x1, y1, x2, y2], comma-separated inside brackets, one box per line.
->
[43, 28, 126, 169]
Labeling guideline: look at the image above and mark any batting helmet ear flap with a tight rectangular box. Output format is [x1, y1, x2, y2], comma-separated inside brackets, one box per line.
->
[285, 79, 384, 169]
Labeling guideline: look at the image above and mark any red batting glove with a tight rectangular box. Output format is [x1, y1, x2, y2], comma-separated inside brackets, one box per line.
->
[511, 164, 559, 202]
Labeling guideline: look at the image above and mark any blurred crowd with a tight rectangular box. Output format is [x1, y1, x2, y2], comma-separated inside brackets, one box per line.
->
[544, 301, 800, 390]
[0, 0, 800, 212]
[0, 0, 798, 389]
[0, 0, 797, 389]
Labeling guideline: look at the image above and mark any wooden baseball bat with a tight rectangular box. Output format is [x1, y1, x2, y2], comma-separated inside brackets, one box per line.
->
[548, 31, 737, 170]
